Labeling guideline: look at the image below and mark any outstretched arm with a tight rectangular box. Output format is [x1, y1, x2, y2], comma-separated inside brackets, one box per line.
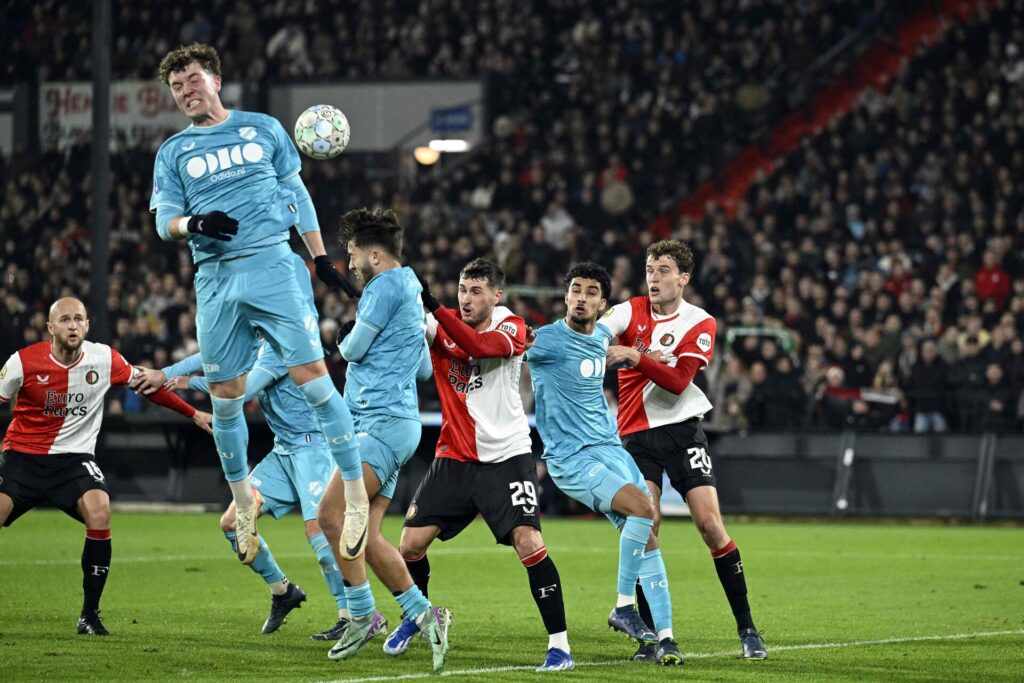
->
[188, 367, 278, 403]
[132, 353, 204, 395]
[418, 274, 519, 358]
[636, 354, 703, 395]
[433, 307, 518, 359]
[142, 384, 213, 434]
[163, 353, 204, 378]
[606, 346, 703, 395]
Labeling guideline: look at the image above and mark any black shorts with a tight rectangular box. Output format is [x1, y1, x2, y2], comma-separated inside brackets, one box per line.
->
[404, 453, 541, 545]
[621, 418, 716, 497]
[0, 450, 109, 527]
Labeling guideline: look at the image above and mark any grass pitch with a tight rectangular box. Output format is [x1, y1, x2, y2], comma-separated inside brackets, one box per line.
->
[1, 512, 1022, 682]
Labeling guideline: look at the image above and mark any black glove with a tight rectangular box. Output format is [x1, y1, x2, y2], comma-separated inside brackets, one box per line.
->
[417, 273, 441, 313]
[315, 256, 360, 299]
[186, 211, 238, 241]
[336, 320, 356, 346]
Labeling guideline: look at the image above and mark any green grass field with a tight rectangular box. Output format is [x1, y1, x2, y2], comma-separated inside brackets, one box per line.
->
[1, 511, 1022, 682]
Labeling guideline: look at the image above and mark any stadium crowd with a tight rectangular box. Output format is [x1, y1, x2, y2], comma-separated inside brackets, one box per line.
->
[2, 0, 1023, 432]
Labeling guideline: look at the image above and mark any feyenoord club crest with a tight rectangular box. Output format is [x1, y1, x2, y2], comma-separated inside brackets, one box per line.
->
[659, 333, 675, 347]
[86, 370, 99, 385]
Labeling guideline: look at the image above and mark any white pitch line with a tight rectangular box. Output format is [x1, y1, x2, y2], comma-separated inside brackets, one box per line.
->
[2, 544, 1021, 566]
[311, 629, 1024, 683]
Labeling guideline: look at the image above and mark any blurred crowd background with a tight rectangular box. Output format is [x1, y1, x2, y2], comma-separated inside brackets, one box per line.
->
[2, 0, 1023, 434]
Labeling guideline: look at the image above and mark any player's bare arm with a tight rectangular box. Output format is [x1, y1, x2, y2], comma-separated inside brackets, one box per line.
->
[130, 366, 167, 395]
[192, 410, 214, 435]
[165, 376, 191, 392]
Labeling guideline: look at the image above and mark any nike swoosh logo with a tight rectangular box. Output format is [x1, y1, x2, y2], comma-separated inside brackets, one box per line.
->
[236, 530, 258, 560]
[182, 142, 196, 151]
[345, 527, 367, 558]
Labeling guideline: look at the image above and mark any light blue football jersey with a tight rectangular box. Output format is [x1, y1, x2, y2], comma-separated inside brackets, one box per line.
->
[343, 266, 425, 420]
[251, 339, 320, 448]
[149, 110, 301, 265]
[527, 319, 621, 460]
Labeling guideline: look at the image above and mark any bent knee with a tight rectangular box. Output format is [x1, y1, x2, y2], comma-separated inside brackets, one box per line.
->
[399, 544, 424, 561]
[636, 497, 656, 520]
[399, 534, 428, 561]
[512, 527, 544, 557]
[697, 517, 728, 547]
[85, 509, 111, 529]
[317, 509, 343, 537]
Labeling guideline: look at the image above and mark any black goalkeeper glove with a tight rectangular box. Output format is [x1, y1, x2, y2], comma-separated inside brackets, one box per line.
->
[336, 320, 356, 346]
[314, 256, 360, 299]
[417, 273, 442, 313]
[186, 211, 238, 241]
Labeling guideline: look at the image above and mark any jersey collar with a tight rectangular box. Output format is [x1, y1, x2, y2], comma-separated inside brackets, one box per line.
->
[648, 298, 682, 324]
[48, 343, 87, 369]
[187, 110, 234, 133]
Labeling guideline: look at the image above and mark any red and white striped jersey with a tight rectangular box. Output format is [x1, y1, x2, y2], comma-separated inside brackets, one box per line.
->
[600, 296, 716, 435]
[0, 340, 134, 455]
[426, 305, 533, 463]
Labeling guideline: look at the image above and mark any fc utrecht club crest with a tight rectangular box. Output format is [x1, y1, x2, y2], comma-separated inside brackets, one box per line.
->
[86, 370, 99, 385]
[238, 127, 258, 141]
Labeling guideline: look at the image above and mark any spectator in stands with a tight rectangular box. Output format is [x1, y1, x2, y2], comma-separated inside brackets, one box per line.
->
[818, 366, 856, 429]
[975, 249, 1012, 310]
[949, 336, 989, 430]
[2, 0, 1023, 441]
[743, 361, 771, 430]
[975, 363, 1019, 432]
[708, 356, 752, 431]
[905, 340, 950, 433]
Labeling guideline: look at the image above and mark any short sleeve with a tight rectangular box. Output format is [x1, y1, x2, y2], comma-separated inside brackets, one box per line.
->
[598, 301, 633, 339]
[674, 317, 717, 367]
[270, 116, 302, 180]
[495, 315, 527, 357]
[149, 146, 185, 213]
[0, 353, 24, 400]
[110, 349, 134, 386]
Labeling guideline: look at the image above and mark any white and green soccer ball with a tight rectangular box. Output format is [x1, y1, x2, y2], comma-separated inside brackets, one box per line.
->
[294, 104, 350, 160]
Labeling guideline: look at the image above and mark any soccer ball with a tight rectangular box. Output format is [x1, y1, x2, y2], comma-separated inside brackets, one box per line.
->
[294, 104, 350, 160]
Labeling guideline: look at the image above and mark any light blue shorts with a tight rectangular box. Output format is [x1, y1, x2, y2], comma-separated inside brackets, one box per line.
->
[248, 434, 336, 522]
[354, 413, 421, 500]
[546, 444, 651, 529]
[195, 242, 323, 382]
